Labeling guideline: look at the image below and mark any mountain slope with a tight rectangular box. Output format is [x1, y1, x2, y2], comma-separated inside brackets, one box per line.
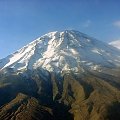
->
[0, 93, 54, 120]
[0, 30, 120, 74]
[0, 69, 120, 120]
[0, 30, 120, 120]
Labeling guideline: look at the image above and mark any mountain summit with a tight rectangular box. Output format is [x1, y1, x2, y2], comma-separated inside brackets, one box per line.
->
[0, 30, 120, 120]
[1, 30, 120, 74]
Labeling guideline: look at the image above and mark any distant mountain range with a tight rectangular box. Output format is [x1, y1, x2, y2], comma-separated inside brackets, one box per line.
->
[0, 30, 120, 120]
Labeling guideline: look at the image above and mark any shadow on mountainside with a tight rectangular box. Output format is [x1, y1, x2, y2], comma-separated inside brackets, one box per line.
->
[107, 101, 120, 120]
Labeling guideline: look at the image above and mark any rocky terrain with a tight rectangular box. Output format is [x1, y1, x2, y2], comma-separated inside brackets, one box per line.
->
[0, 30, 120, 120]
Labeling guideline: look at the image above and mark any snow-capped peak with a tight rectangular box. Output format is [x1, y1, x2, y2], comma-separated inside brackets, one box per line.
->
[1, 30, 120, 74]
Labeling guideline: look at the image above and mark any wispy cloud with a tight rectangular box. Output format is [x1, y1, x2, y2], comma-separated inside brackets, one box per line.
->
[109, 40, 120, 49]
[113, 20, 120, 28]
[83, 20, 91, 28]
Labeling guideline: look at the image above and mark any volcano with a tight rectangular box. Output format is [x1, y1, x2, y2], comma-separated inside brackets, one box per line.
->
[0, 30, 120, 120]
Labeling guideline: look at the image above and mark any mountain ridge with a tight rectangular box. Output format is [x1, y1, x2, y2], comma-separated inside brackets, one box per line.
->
[0, 30, 120, 120]
[1, 30, 120, 74]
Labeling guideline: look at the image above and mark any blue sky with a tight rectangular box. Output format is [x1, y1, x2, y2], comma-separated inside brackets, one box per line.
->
[0, 0, 120, 58]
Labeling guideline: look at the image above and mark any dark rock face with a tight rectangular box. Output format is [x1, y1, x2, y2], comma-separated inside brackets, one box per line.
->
[0, 68, 120, 120]
[0, 93, 54, 120]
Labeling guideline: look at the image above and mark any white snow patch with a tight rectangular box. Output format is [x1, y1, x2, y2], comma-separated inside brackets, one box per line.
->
[91, 48, 102, 55]
[1, 30, 120, 74]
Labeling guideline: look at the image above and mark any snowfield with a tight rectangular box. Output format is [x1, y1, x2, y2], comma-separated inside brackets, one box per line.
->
[1, 30, 120, 74]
